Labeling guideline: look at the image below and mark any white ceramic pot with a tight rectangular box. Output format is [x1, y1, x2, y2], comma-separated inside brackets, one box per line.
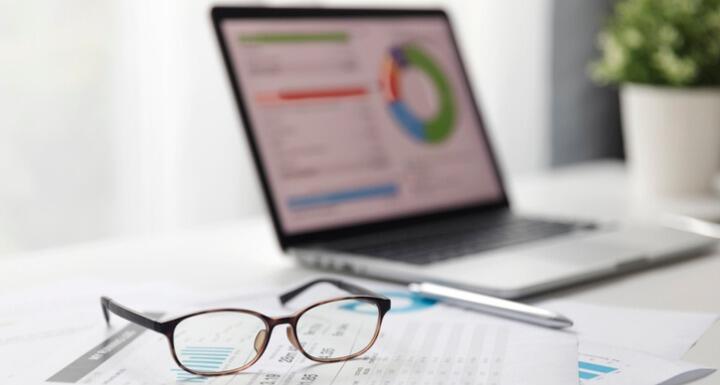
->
[621, 84, 720, 198]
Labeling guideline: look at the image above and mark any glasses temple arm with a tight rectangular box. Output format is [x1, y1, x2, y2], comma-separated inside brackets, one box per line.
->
[278, 278, 388, 305]
[101, 297, 165, 333]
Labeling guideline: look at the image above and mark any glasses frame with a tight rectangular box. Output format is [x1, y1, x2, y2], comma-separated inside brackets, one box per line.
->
[100, 278, 391, 376]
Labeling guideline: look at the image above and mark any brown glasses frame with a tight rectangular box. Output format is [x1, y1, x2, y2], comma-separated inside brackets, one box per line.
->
[101, 278, 391, 376]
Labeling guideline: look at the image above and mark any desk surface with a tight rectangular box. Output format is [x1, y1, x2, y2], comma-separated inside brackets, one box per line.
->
[2, 161, 719, 383]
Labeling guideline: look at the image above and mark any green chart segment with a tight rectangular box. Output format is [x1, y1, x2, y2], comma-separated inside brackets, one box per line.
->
[382, 43, 456, 143]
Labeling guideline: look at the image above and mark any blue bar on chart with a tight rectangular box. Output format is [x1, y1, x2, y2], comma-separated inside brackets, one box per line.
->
[579, 361, 618, 373]
[172, 347, 234, 382]
[288, 183, 398, 209]
[171, 369, 206, 383]
[579, 371, 599, 380]
[578, 360, 618, 381]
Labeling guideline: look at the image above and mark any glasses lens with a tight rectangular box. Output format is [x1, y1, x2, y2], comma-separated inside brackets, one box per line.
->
[173, 311, 267, 373]
[295, 298, 381, 360]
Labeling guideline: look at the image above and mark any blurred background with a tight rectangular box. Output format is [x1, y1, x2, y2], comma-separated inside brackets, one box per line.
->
[0, 0, 622, 256]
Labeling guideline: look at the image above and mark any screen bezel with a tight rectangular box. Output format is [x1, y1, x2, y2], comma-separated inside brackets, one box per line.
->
[211, 6, 511, 249]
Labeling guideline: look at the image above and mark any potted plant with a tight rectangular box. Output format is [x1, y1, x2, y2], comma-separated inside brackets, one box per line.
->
[591, 0, 720, 197]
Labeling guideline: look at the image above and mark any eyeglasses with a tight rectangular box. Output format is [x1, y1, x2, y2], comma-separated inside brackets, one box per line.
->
[100, 278, 391, 376]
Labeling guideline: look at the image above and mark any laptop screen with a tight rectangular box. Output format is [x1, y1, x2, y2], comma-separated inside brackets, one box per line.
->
[220, 14, 503, 234]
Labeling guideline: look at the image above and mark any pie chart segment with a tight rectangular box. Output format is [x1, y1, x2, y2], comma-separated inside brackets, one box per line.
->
[388, 100, 426, 141]
[382, 43, 456, 144]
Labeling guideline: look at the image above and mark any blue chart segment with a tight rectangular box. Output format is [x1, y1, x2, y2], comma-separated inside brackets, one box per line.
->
[287, 183, 397, 210]
[578, 360, 618, 381]
[340, 291, 437, 314]
[389, 102, 425, 141]
[171, 346, 234, 382]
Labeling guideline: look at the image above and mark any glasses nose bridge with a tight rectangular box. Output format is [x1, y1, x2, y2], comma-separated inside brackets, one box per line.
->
[269, 316, 295, 328]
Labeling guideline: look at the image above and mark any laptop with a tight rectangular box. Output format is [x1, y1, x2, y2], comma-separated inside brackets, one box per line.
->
[211, 7, 715, 298]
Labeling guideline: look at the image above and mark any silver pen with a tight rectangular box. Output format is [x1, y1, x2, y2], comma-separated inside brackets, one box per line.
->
[408, 282, 573, 329]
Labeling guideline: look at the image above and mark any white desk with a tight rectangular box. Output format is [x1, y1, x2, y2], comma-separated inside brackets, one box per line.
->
[2, 161, 719, 383]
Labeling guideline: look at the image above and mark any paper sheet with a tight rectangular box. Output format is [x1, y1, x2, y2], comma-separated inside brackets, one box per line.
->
[0, 281, 207, 385]
[542, 300, 718, 359]
[0, 281, 577, 385]
[541, 300, 718, 385]
[577, 342, 714, 385]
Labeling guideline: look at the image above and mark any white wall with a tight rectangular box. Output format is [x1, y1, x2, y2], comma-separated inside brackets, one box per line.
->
[0, 0, 553, 255]
[109, 0, 265, 235]
[456, 0, 553, 174]
[0, 1, 117, 253]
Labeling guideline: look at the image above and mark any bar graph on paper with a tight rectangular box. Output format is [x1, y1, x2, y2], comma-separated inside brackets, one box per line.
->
[578, 354, 621, 382]
[171, 347, 235, 383]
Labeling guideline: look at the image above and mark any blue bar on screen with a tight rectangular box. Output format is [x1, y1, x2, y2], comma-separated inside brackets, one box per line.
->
[288, 184, 398, 209]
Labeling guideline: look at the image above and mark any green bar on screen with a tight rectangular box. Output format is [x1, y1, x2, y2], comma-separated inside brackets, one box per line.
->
[239, 31, 349, 44]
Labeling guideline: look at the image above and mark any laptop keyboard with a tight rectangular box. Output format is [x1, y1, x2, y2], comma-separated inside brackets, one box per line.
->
[327, 216, 585, 265]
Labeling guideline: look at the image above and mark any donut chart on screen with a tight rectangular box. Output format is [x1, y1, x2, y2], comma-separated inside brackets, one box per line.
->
[381, 43, 456, 144]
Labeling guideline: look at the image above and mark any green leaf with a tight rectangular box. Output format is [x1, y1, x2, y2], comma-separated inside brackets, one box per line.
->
[589, 0, 720, 86]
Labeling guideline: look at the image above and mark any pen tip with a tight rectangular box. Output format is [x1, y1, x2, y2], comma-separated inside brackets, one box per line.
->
[558, 315, 574, 328]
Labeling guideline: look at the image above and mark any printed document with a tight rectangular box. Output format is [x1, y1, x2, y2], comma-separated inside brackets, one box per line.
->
[0, 281, 577, 385]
